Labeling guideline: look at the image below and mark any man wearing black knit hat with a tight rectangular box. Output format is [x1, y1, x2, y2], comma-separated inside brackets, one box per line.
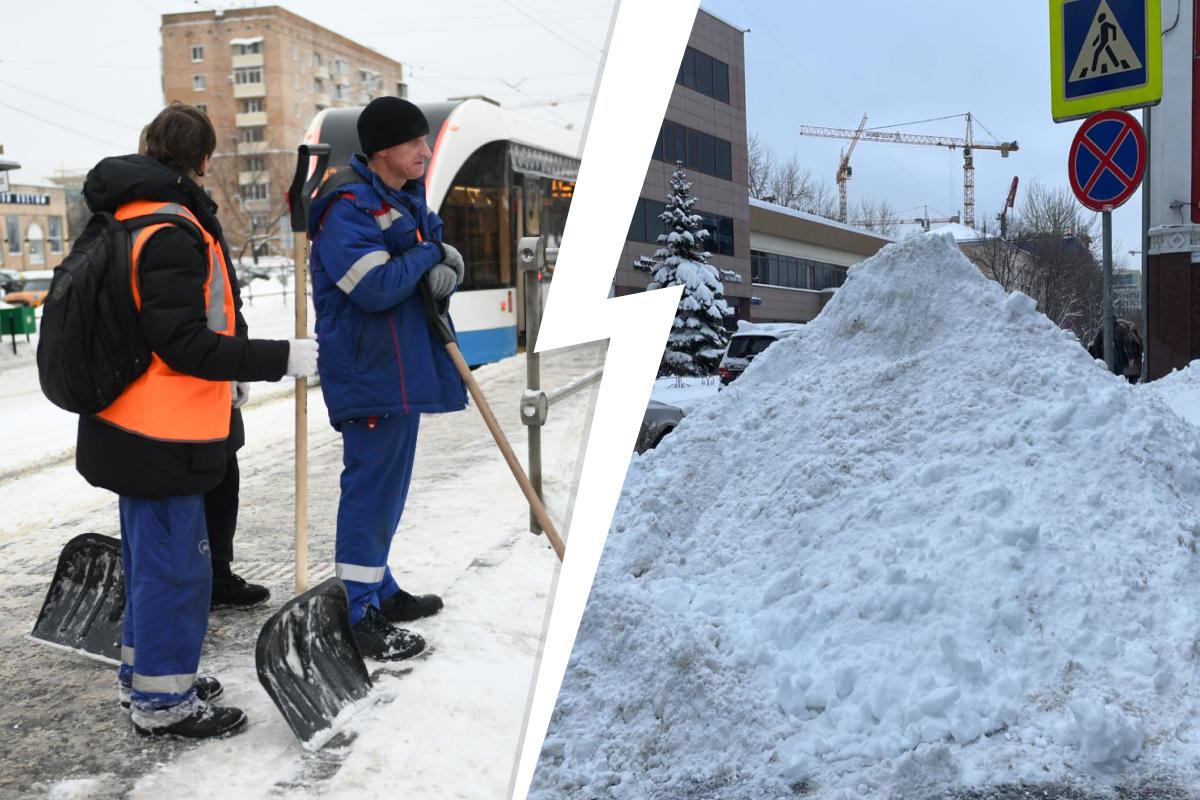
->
[307, 96, 468, 660]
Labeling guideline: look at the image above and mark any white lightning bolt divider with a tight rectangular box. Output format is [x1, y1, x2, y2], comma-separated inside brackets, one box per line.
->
[508, 0, 700, 798]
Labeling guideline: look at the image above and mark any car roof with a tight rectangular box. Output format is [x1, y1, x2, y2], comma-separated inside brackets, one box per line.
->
[731, 321, 805, 339]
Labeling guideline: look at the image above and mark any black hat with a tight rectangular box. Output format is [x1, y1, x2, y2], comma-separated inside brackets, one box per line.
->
[357, 97, 429, 156]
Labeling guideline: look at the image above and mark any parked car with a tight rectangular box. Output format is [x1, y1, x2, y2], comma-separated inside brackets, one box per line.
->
[3, 270, 54, 307]
[0, 269, 19, 297]
[636, 400, 685, 454]
[718, 321, 804, 386]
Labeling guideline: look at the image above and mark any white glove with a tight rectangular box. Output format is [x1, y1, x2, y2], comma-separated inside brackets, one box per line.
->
[233, 381, 251, 409]
[427, 263, 459, 299]
[286, 338, 319, 378]
[439, 243, 465, 283]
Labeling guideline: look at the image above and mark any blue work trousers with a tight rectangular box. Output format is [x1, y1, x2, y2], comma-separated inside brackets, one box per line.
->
[117, 495, 212, 709]
[336, 414, 420, 624]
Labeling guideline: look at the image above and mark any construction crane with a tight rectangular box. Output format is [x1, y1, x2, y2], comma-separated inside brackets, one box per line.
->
[997, 176, 1019, 238]
[798, 112, 1018, 229]
[835, 114, 868, 224]
[852, 209, 959, 232]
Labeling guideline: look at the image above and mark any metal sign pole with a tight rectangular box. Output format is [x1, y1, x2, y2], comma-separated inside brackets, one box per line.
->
[1141, 105, 1151, 382]
[1103, 210, 1115, 373]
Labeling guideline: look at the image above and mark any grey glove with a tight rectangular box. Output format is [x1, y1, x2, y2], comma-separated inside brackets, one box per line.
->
[440, 243, 465, 283]
[427, 263, 459, 299]
[232, 381, 251, 409]
[286, 338, 319, 378]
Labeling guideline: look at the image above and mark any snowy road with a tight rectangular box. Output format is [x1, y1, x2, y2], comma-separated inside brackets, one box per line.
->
[0, 324, 603, 799]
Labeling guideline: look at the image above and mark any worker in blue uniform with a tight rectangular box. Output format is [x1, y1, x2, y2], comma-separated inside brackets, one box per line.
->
[307, 96, 467, 660]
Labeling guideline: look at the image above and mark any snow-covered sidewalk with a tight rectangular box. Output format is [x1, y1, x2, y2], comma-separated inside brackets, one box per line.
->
[0, 334, 602, 799]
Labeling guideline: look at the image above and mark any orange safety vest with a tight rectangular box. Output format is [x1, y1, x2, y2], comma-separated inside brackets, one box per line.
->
[95, 200, 236, 443]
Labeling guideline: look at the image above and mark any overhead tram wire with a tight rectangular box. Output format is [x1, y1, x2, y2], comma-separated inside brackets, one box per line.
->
[734, 0, 948, 211]
[504, 0, 605, 60]
[0, 101, 131, 151]
[496, 0, 601, 62]
[0, 78, 141, 132]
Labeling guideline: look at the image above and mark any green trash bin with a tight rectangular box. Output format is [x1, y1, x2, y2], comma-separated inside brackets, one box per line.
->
[0, 305, 37, 354]
[0, 305, 36, 335]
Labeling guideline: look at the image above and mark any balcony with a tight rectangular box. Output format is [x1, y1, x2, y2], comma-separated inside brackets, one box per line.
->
[314, 65, 329, 80]
[236, 141, 269, 156]
[232, 53, 264, 69]
[314, 93, 331, 109]
[235, 111, 268, 127]
[238, 171, 268, 185]
[234, 81, 266, 99]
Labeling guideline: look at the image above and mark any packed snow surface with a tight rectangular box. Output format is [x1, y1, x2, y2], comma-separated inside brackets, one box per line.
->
[533, 234, 1200, 799]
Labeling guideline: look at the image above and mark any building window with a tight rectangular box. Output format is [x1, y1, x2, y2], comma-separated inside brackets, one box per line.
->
[312, 51, 322, 67]
[5, 216, 20, 255]
[751, 249, 847, 290]
[26, 222, 45, 264]
[242, 127, 265, 143]
[191, 45, 205, 62]
[193, 75, 206, 91]
[241, 99, 263, 113]
[232, 41, 262, 55]
[332, 58, 348, 76]
[48, 217, 63, 254]
[677, 47, 730, 104]
[240, 182, 269, 201]
[396, 81, 407, 98]
[628, 198, 735, 256]
[234, 67, 262, 85]
[195, 103, 208, 114]
[653, 121, 733, 181]
[244, 156, 266, 172]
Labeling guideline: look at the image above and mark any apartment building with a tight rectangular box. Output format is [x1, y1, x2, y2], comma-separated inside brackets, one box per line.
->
[161, 6, 405, 258]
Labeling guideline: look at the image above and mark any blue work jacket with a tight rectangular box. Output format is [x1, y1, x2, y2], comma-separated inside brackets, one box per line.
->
[308, 155, 467, 426]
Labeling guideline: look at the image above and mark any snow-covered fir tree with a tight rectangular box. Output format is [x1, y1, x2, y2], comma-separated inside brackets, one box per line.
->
[643, 162, 731, 376]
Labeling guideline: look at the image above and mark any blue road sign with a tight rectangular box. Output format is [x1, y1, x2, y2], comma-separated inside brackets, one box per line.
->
[1068, 110, 1146, 211]
[1064, 0, 1147, 98]
[1049, 0, 1161, 121]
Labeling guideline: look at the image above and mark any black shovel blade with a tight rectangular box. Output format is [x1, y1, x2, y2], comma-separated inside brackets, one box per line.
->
[255, 577, 372, 744]
[31, 532, 124, 663]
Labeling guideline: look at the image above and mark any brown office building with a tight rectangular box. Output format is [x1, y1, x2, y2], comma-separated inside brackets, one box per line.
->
[616, 9, 752, 317]
[161, 6, 406, 259]
[618, 8, 892, 327]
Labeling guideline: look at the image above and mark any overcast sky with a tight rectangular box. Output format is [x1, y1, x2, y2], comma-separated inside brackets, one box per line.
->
[2, 0, 1155, 260]
[701, 0, 1151, 262]
[0, 0, 612, 183]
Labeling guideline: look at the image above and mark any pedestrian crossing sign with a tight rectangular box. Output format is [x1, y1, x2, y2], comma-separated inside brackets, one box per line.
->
[1050, 0, 1161, 122]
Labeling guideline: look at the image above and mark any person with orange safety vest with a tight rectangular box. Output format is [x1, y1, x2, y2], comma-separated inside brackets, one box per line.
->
[77, 103, 319, 739]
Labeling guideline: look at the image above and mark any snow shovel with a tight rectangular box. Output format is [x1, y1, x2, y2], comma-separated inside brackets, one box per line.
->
[30, 532, 124, 664]
[256, 146, 375, 746]
[255, 577, 371, 744]
[419, 280, 567, 561]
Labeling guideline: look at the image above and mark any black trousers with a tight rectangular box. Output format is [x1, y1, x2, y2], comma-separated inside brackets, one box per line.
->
[203, 453, 239, 576]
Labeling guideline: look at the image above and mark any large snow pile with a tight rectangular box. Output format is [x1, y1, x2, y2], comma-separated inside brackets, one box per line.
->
[1146, 359, 1200, 429]
[533, 234, 1200, 799]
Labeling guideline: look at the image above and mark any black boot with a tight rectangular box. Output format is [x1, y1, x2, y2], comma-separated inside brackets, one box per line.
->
[351, 605, 425, 661]
[132, 701, 247, 740]
[121, 675, 223, 712]
[378, 588, 443, 622]
[211, 573, 270, 609]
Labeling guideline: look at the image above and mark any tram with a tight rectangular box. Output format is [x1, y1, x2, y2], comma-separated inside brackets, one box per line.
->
[302, 97, 580, 366]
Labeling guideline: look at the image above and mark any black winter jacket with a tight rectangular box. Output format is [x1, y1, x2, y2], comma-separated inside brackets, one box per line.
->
[75, 155, 290, 497]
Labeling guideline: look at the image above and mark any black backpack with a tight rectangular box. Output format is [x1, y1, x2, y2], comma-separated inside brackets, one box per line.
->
[37, 211, 205, 414]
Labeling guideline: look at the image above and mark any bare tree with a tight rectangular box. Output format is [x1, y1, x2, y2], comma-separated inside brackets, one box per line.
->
[851, 197, 901, 237]
[747, 133, 773, 200]
[208, 148, 292, 264]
